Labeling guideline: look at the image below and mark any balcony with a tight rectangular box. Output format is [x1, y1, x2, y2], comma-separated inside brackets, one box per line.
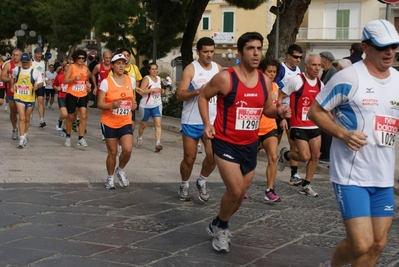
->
[297, 27, 362, 43]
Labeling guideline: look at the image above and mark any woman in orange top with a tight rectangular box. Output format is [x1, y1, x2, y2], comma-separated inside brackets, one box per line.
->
[63, 49, 92, 148]
[97, 53, 137, 190]
[257, 58, 281, 202]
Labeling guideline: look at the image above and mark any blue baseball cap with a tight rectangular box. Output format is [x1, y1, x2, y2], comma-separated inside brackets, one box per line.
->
[21, 52, 30, 62]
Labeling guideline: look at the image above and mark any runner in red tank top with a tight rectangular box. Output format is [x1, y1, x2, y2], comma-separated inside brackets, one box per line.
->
[198, 32, 291, 253]
[0, 48, 22, 140]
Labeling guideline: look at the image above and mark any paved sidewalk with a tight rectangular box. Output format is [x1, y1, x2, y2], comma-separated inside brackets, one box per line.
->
[0, 103, 398, 266]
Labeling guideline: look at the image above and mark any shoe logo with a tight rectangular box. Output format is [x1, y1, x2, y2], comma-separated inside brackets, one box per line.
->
[365, 87, 374, 93]
[223, 153, 234, 160]
[384, 205, 393, 211]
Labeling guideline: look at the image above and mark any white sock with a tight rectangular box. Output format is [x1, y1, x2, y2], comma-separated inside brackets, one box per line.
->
[197, 175, 207, 186]
[107, 175, 114, 181]
[181, 181, 189, 187]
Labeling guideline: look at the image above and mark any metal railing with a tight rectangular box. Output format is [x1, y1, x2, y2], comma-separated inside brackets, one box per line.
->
[297, 27, 363, 41]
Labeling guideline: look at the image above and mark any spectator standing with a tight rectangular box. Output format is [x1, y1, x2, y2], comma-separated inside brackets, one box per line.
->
[343, 43, 363, 63]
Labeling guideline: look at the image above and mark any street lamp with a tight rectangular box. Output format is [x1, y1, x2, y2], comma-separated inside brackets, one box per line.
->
[221, 49, 235, 66]
[15, 23, 36, 52]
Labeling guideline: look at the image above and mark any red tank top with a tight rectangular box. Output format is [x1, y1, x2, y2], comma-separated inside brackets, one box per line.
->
[6, 61, 16, 97]
[289, 73, 321, 128]
[98, 63, 111, 86]
[213, 68, 267, 145]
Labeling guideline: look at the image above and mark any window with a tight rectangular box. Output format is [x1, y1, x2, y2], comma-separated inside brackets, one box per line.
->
[223, 11, 234, 32]
[202, 15, 210, 30]
[336, 10, 350, 40]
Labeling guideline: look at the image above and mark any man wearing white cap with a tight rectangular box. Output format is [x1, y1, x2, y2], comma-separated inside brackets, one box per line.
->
[309, 19, 399, 267]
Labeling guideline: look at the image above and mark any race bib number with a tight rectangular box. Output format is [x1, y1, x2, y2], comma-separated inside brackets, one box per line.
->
[302, 107, 310, 121]
[61, 84, 68, 92]
[151, 92, 161, 103]
[113, 101, 132, 116]
[373, 115, 399, 147]
[16, 85, 29, 95]
[0, 81, 3, 87]
[235, 108, 262, 130]
[72, 81, 85, 92]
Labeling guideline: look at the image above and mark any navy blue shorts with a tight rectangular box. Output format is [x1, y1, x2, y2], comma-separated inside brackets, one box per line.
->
[212, 137, 258, 175]
[103, 124, 133, 139]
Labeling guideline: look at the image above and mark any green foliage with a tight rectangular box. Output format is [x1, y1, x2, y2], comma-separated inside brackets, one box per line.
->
[162, 93, 182, 118]
[225, 0, 268, 10]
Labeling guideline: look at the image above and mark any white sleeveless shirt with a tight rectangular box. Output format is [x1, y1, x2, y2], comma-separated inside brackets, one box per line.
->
[139, 75, 162, 108]
[181, 60, 219, 125]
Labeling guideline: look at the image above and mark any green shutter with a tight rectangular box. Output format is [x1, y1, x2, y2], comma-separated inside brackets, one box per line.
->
[203, 17, 209, 30]
[336, 10, 349, 40]
[223, 12, 234, 32]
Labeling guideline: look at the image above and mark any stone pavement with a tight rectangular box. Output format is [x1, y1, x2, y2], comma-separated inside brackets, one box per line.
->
[0, 102, 398, 266]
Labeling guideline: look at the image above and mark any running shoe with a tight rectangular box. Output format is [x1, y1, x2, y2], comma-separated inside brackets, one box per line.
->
[12, 128, 18, 140]
[116, 167, 129, 187]
[48, 105, 53, 110]
[59, 129, 67, 137]
[17, 138, 24, 149]
[77, 138, 88, 147]
[244, 192, 248, 199]
[196, 178, 209, 202]
[289, 173, 303, 186]
[155, 143, 163, 152]
[136, 137, 142, 149]
[178, 184, 191, 201]
[197, 143, 202, 154]
[64, 138, 71, 148]
[4, 103, 8, 111]
[56, 119, 62, 131]
[277, 147, 289, 171]
[101, 135, 105, 141]
[299, 184, 319, 197]
[104, 177, 116, 190]
[264, 188, 281, 202]
[22, 136, 27, 147]
[206, 223, 231, 252]
[39, 121, 46, 128]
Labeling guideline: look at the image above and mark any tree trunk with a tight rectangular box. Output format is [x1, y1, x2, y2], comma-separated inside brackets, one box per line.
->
[180, 0, 209, 69]
[266, 0, 311, 60]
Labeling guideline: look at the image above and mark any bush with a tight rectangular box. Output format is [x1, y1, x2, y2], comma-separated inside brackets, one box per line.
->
[162, 92, 182, 118]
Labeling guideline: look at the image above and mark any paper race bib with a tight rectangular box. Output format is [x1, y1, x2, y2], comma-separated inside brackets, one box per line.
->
[112, 101, 132, 116]
[235, 108, 262, 130]
[302, 107, 310, 121]
[72, 81, 86, 92]
[151, 92, 161, 103]
[16, 85, 30, 95]
[61, 84, 68, 92]
[373, 115, 399, 147]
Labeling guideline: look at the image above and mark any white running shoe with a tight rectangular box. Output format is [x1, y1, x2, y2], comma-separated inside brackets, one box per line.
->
[277, 147, 289, 171]
[104, 177, 116, 190]
[12, 129, 18, 140]
[197, 143, 202, 154]
[116, 167, 129, 187]
[206, 223, 231, 252]
[136, 137, 142, 149]
[299, 184, 319, 197]
[77, 138, 88, 147]
[64, 138, 71, 148]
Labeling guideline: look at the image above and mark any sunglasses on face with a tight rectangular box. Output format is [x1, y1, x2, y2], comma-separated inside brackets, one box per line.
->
[77, 56, 86, 60]
[366, 41, 399, 51]
[290, 54, 302, 59]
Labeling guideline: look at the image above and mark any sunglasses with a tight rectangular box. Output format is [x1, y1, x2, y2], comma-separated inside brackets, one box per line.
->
[366, 41, 399, 51]
[290, 54, 302, 59]
[77, 56, 86, 60]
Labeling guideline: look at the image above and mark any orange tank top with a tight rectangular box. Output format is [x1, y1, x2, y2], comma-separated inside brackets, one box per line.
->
[67, 64, 89, 97]
[258, 82, 278, 136]
[100, 76, 135, 128]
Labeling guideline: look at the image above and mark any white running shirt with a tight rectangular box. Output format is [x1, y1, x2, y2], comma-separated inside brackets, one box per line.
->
[181, 60, 219, 125]
[139, 75, 162, 108]
[316, 61, 399, 187]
